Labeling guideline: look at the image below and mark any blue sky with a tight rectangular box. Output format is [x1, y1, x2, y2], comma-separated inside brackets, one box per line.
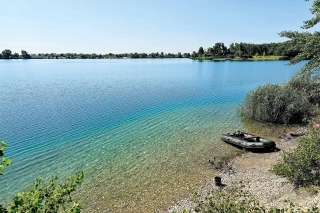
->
[0, 0, 317, 54]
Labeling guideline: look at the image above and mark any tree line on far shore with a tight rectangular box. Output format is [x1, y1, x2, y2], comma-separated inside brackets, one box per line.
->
[1, 50, 31, 59]
[0, 49, 191, 59]
[1, 40, 302, 60]
[191, 41, 302, 59]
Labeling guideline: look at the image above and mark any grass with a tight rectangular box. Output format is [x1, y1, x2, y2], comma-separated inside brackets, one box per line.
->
[252, 55, 288, 60]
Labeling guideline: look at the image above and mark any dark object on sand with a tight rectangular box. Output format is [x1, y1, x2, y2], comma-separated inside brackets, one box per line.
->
[214, 176, 222, 186]
[221, 131, 276, 151]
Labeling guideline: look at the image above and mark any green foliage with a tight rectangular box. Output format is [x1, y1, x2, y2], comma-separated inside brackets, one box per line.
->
[191, 51, 198, 59]
[212, 43, 228, 58]
[271, 125, 320, 187]
[0, 41, 302, 60]
[279, 0, 320, 78]
[0, 50, 192, 60]
[302, 0, 320, 29]
[0, 141, 12, 176]
[192, 41, 301, 60]
[239, 0, 320, 124]
[198, 47, 205, 56]
[2, 49, 12, 59]
[12, 53, 19, 59]
[7, 171, 84, 213]
[304, 186, 319, 195]
[0, 205, 8, 213]
[0, 141, 11, 212]
[21, 50, 31, 59]
[287, 76, 320, 105]
[0, 142, 83, 212]
[192, 182, 319, 213]
[238, 80, 312, 124]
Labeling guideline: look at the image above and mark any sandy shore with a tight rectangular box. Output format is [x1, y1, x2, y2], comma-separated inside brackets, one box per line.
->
[161, 132, 320, 212]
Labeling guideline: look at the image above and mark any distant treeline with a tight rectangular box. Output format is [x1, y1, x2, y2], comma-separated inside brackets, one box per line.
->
[1, 41, 302, 60]
[0, 50, 32, 59]
[191, 41, 302, 59]
[0, 49, 191, 59]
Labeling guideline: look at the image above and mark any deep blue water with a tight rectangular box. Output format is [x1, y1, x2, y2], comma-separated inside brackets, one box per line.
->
[0, 59, 303, 212]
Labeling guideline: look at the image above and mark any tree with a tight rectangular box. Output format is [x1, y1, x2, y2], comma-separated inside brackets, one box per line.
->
[239, 0, 320, 124]
[191, 51, 198, 58]
[251, 0, 320, 189]
[279, 0, 320, 78]
[12, 53, 19, 59]
[207, 47, 213, 55]
[212, 42, 228, 57]
[269, 0, 320, 187]
[183, 52, 190, 58]
[2, 49, 12, 59]
[198, 46, 204, 55]
[91, 53, 97, 59]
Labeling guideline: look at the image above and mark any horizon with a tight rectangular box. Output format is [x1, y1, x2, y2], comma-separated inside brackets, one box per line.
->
[1, 0, 318, 54]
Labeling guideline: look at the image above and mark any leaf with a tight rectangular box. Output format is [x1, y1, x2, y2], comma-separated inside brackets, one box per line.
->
[0, 141, 6, 151]
[4, 158, 12, 166]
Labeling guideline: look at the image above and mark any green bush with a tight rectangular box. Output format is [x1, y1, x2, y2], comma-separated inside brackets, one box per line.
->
[238, 81, 312, 124]
[271, 124, 320, 187]
[7, 171, 84, 213]
[0, 141, 84, 213]
[0, 141, 12, 176]
[287, 77, 320, 105]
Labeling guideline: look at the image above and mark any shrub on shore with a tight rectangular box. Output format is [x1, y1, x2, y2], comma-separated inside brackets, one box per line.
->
[271, 122, 320, 187]
[6, 171, 84, 213]
[238, 77, 317, 124]
[0, 141, 84, 213]
[239, 0, 320, 125]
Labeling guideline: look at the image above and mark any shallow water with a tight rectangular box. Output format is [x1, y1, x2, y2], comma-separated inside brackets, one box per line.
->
[0, 59, 303, 212]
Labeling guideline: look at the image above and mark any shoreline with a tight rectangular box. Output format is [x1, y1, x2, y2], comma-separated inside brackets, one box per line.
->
[161, 128, 320, 213]
[0, 57, 289, 61]
[191, 57, 290, 62]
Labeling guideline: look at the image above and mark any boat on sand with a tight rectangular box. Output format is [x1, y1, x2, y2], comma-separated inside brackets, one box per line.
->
[220, 131, 276, 151]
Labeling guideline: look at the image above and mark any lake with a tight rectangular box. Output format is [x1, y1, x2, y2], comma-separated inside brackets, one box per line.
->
[0, 59, 303, 212]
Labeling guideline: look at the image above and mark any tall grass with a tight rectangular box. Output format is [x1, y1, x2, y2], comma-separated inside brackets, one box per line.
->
[238, 77, 319, 124]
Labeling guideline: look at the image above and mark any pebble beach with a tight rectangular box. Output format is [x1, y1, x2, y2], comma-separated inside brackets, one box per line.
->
[162, 129, 320, 212]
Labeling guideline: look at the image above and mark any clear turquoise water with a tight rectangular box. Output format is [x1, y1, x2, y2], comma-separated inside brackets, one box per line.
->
[0, 59, 303, 212]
